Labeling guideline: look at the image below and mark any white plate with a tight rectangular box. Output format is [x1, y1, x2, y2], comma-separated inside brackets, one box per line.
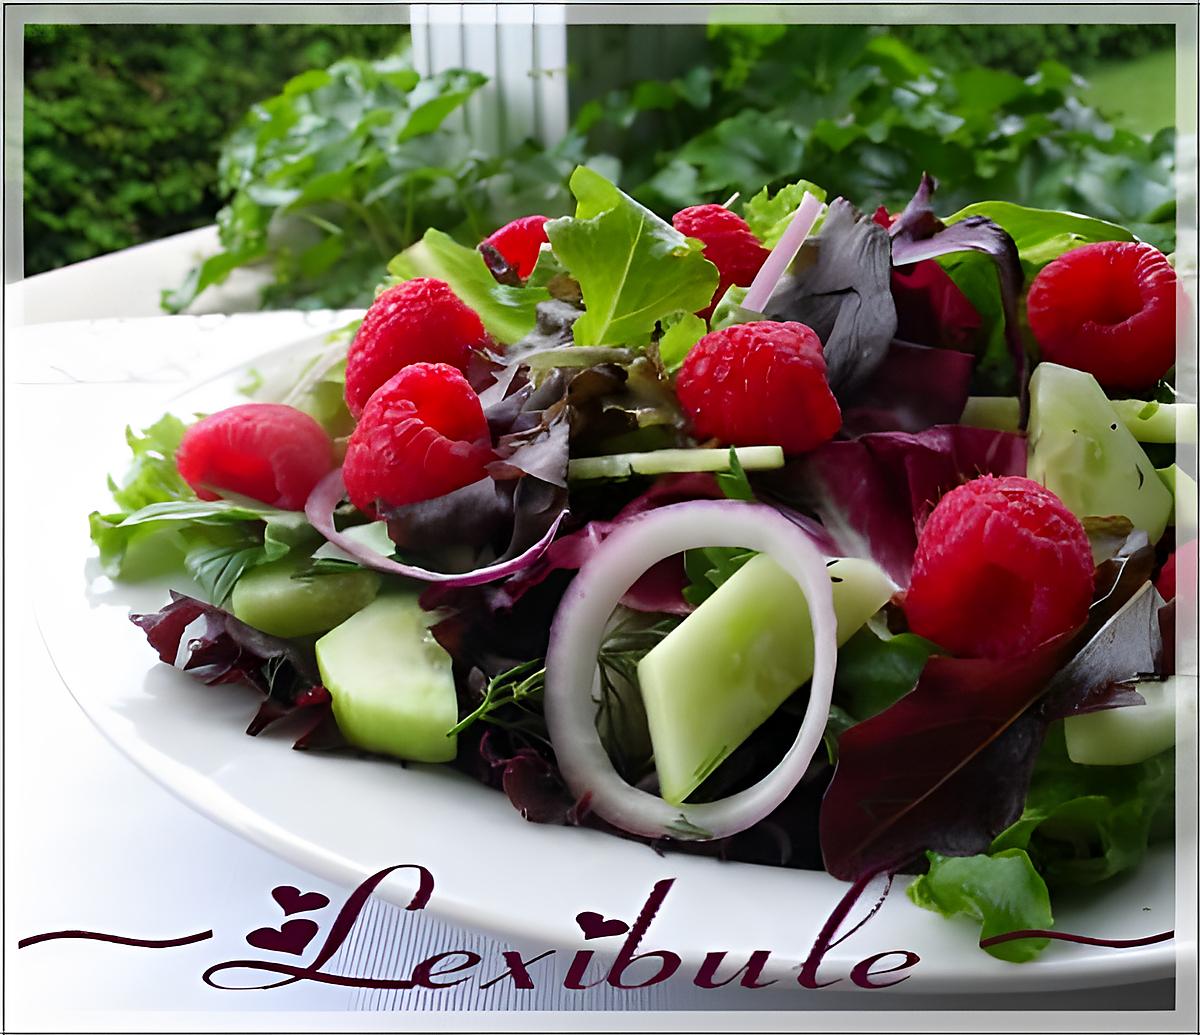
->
[35, 315, 1176, 995]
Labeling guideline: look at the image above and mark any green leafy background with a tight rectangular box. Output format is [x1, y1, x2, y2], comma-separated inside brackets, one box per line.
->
[25, 22, 1175, 311]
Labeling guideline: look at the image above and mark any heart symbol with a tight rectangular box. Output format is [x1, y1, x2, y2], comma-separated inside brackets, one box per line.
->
[271, 885, 330, 916]
[575, 911, 630, 940]
[246, 919, 319, 956]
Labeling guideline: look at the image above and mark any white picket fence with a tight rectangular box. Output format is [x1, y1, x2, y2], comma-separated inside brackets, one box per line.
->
[409, 3, 570, 152]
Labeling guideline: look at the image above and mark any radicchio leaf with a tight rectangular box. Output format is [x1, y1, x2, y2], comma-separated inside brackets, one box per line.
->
[129, 591, 342, 748]
[874, 205, 982, 351]
[838, 340, 975, 437]
[819, 532, 1161, 881]
[819, 630, 1078, 881]
[887, 174, 1026, 418]
[764, 198, 898, 392]
[1040, 534, 1162, 719]
[763, 424, 1027, 586]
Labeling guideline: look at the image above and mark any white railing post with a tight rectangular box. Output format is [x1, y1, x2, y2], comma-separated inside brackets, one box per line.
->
[410, 3, 569, 151]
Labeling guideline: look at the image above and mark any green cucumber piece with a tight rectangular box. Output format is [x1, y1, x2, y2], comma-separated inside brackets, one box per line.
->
[231, 556, 380, 638]
[961, 394, 1196, 445]
[960, 396, 1021, 433]
[1157, 464, 1198, 527]
[1027, 363, 1172, 543]
[1109, 400, 1195, 445]
[568, 446, 784, 482]
[1064, 677, 1186, 766]
[637, 553, 894, 804]
[316, 593, 458, 763]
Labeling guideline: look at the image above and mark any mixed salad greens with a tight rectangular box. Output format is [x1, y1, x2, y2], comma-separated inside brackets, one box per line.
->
[91, 166, 1193, 963]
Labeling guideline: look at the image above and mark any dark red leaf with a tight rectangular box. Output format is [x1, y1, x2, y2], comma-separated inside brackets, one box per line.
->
[130, 592, 329, 745]
[819, 630, 1077, 880]
[839, 340, 975, 437]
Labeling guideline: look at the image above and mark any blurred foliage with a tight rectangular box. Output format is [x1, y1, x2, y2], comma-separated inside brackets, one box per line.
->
[23, 24, 406, 275]
[25, 22, 1176, 311]
[177, 25, 1176, 312]
[886, 23, 1174, 77]
[163, 53, 596, 311]
[583, 26, 1176, 252]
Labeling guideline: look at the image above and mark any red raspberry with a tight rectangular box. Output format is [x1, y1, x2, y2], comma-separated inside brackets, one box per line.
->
[343, 363, 495, 514]
[672, 205, 770, 318]
[481, 215, 550, 279]
[1026, 241, 1177, 390]
[903, 476, 1095, 659]
[344, 278, 491, 419]
[176, 403, 334, 511]
[1157, 538, 1197, 601]
[675, 321, 841, 455]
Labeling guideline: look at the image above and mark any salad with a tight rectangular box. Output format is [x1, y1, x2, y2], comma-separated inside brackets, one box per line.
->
[90, 167, 1193, 964]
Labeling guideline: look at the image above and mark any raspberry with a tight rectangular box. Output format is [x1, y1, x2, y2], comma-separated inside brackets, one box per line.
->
[344, 279, 491, 419]
[343, 363, 495, 514]
[176, 403, 334, 511]
[903, 476, 1095, 659]
[481, 215, 550, 279]
[674, 321, 842, 454]
[1157, 538, 1198, 601]
[1027, 241, 1177, 390]
[672, 205, 770, 318]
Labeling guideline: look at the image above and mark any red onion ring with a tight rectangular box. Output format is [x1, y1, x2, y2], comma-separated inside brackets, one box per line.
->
[304, 469, 566, 586]
[543, 499, 837, 841]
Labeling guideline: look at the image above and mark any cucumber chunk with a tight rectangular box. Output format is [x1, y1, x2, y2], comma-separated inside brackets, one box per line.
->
[1157, 464, 1199, 528]
[315, 593, 458, 763]
[1109, 400, 1196, 445]
[637, 553, 894, 804]
[960, 396, 1021, 433]
[231, 556, 380, 638]
[1027, 363, 1172, 543]
[568, 445, 784, 481]
[1064, 676, 1188, 766]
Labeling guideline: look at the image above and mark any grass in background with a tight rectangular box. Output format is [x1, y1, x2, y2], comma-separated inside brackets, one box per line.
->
[1083, 47, 1175, 134]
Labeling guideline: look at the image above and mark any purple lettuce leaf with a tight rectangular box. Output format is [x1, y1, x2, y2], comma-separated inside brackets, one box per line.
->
[764, 198, 899, 393]
[130, 591, 343, 748]
[888, 174, 1027, 417]
[820, 630, 1078, 880]
[874, 205, 983, 351]
[761, 424, 1027, 587]
[838, 340, 975, 437]
[1040, 534, 1160, 720]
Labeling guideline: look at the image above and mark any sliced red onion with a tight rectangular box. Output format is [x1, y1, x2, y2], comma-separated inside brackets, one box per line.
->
[543, 499, 837, 841]
[304, 469, 566, 586]
[742, 190, 824, 313]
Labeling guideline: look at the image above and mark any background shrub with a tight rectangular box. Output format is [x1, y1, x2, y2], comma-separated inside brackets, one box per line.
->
[24, 21, 1176, 295]
[23, 24, 407, 275]
[887, 23, 1175, 76]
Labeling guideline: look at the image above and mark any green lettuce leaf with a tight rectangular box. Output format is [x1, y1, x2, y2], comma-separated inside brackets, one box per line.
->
[989, 722, 1175, 887]
[908, 849, 1053, 963]
[833, 626, 940, 722]
[656, 311, 707, 373]
[387, 227, 549, 345]
[90, 497, 316, 601]
[945, 201, 1136, 279]
[743, 178, 827, 247]
[545, 166, 719, 347]
[105, 414, 193, 512]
